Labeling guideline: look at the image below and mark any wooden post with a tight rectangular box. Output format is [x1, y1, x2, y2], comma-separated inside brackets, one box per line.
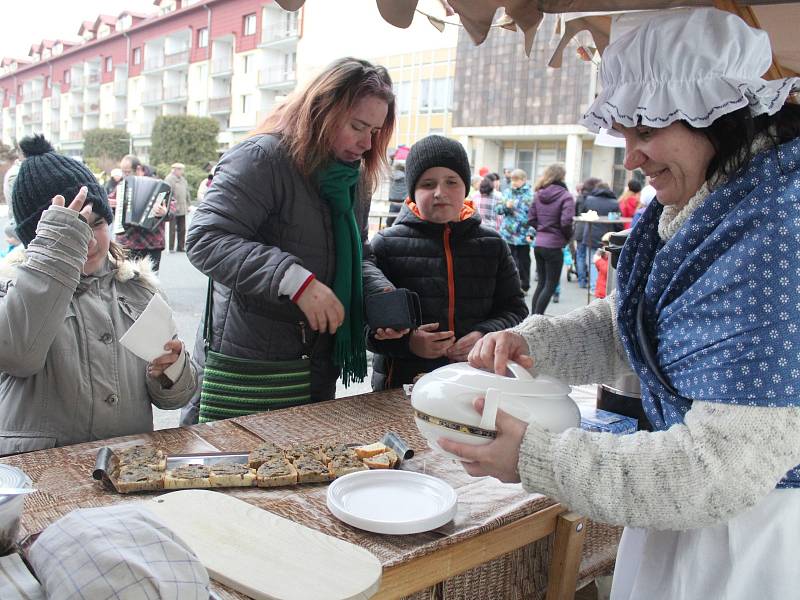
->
[545, 511, 587, 600]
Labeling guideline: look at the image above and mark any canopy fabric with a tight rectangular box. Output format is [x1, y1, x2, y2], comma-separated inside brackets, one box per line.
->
[274, 0, 799, 76]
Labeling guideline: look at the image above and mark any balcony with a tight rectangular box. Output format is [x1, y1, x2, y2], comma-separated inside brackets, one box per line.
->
[164, 50, 189, 67]
[71, 77, 83, 91]
[85, 102, 100, 115]
[163, 85, 188, 102]
[211, 57, 233, 76]
[29, 89, 43, 101]
[49, 122, 60, 133]
[260, 23, 299, 48]
[113, 80, 127, 96]
[50, 95, 61, 109]
[143, 54, 164, 71]
[113, 111, 127, 126]
[208, 96, 232, 114]
[67, 130, 83, 141]
[258, 66, 296, 90]
[29, 112, 42, 123]
[69, 105, 84, 117]
[141, 88, 163, 104]
[87, 73, 101, 87]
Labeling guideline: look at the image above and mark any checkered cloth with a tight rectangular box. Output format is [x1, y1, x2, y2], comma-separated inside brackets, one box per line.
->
[28, 504, 209, 600]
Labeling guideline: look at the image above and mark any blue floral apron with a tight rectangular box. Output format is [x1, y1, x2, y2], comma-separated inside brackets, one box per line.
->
[616, 137, 800, 488]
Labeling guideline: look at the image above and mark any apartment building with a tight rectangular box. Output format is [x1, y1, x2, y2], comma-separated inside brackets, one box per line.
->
[452, 15, 622, 192]
[0, 0, 300, 161]
[0, 0, 618, 189]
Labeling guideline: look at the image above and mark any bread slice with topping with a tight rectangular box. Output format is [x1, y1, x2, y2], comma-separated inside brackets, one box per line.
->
[354, 442, 389, 459]
[363, 449, 399, 469]
[248, 443, 285, 469]
[209, 462, 256, 487]
[113, 464, 165, 493]
[116, 445, 167, 471]
[164, 464, 211, 489]
[294, 456, 330, 483]
[328, 454, 368, 478]
[256, 458, 298, 488]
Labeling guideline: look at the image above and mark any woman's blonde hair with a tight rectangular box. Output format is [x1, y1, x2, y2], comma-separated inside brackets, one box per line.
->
[251, 57, 395, 193]
[534, 164, 566, 191]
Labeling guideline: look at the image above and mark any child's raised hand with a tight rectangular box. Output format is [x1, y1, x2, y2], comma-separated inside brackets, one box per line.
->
[147, 339, 184, 381]
[52, 186, 93, 222]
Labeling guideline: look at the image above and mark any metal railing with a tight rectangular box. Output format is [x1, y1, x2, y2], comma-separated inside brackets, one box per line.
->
[142, 88, 163, 103]
[113, 80, 127, 96]
[67, 130, 83, 140]
[112, 111, 127, 125]
[208, 96, 232, 113]
[261, 23, 299, 44]
[164, 86, 187, 100]
[258, 66, 296, 86]
[164, 50, 189, 67]
[211, 57, 232, 75]
[87, 73, 101, 86]
[69, 105, 84, 117]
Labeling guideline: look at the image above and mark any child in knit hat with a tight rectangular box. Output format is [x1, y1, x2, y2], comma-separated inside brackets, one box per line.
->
[365, 135, 528, 390]
[0, 135, 196, 454]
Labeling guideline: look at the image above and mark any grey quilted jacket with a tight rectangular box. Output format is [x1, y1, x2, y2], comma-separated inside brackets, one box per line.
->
[186, 134, 391, 403]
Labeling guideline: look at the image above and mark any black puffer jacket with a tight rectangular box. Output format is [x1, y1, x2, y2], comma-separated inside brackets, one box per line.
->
[187, 134, 390, 403]
[582, 188, 621, 247]
[366, 203, 528, 390]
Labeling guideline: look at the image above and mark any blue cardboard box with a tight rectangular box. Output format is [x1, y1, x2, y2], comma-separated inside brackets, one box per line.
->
[579, 406, 638, 435]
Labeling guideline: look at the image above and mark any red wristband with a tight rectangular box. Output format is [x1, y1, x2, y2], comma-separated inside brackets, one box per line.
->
[291, 273, 316, 303]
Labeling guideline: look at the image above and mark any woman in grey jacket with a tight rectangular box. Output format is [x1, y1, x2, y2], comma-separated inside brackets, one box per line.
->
[185, 58, 396, 422]
[0, 136, 196, 454]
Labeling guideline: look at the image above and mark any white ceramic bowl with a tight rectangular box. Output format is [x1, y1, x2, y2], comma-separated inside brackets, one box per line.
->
[0, 465, 31, 554]
[411, 362, 580, 461]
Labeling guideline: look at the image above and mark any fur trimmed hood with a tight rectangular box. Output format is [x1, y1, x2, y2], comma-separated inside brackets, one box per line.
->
[0, 247, 160, 290]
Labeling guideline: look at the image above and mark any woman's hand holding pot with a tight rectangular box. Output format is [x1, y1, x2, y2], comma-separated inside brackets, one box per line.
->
[438, 396, 528, 483]
[468, 330, 533, 375]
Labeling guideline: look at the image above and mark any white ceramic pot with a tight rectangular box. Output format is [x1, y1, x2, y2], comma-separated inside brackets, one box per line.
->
[411, 362, 580, 461]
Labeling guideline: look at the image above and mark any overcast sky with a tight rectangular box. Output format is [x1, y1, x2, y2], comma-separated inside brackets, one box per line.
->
[0, 0, 157, 59]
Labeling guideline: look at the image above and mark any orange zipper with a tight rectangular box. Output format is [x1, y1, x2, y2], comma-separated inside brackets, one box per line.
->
[443, 225, 455, 333]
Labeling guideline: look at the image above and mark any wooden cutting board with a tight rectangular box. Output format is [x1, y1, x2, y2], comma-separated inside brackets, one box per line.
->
[145, 489, 382, 600]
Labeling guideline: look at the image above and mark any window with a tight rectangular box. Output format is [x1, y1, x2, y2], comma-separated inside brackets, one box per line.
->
[612, 147, 628, 197]
[419, 78, 452, 113]
[243, 14, 256, 36]
[105, 57, 113, 72]
[394, 81, 411, 114]
[197, 27, 208, 48]
[63, 70, 70, 84]
[44, 76, 50, 89]
[243, 54, 251, 74]
[241, 94, 252, 114]
[133, 47, 141, 65]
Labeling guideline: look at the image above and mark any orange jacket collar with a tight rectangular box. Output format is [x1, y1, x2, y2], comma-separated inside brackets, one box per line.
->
[404, 198, 476, 222]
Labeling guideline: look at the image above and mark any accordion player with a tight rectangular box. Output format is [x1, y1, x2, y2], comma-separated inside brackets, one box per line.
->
[112, 176, 172, 234]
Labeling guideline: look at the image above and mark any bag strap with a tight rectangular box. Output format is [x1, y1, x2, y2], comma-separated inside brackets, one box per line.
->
[635, 298, 690, 401]
[203, 278, 214, 353]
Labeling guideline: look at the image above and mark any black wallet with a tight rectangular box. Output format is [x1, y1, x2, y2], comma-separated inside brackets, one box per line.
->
[365, 289, 422, 331]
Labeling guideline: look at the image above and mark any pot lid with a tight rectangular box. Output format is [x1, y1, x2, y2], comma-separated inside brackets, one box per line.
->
[0, 465, 31, 505]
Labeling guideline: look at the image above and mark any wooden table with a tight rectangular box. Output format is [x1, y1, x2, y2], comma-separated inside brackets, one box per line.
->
[3, 390, 620, 600]
[573, 216, 632, 303]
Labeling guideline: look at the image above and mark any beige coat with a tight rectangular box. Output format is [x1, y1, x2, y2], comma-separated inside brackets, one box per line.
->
[0, 206, 196, 454]
[165, 172, 190, 216]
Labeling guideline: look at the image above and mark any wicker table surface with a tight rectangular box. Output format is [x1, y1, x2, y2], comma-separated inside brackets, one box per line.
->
[3, 388, 621, 599]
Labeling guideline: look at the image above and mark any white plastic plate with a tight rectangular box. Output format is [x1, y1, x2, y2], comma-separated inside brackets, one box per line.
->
[326, 470, 457, 535]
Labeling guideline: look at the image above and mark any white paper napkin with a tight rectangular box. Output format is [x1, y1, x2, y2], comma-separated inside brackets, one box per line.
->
[119, 293, 178, 363]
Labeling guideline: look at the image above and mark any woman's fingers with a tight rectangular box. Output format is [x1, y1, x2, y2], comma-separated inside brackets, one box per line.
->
[66, 187, 88, 212]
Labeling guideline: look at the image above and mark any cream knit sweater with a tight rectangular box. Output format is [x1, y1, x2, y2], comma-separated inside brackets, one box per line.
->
[512, 185, 800, 531]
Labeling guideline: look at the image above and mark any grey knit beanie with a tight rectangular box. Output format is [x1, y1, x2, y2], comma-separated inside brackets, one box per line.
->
[12, 135, 113, 247]
[405, 135, 471, 201]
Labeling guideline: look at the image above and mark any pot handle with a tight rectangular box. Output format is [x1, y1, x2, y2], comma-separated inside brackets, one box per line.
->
[507, 361, 534, 381]
[479, 388, 501, 431]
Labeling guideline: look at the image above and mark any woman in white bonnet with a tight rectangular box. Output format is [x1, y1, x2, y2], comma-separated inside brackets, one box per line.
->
[440, 8, 800, 599]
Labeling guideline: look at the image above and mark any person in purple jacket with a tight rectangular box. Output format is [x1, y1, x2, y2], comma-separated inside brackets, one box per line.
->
[527, 164, 575, 314]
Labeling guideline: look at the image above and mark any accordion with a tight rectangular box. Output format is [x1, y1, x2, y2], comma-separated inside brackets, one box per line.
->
[112, 176, 172, 234]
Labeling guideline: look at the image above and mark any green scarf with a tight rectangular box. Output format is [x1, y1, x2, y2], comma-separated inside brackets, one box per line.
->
[315, 160, 367, 386]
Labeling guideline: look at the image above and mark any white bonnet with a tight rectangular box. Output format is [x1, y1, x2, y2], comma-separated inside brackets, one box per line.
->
[580, 7, 800, 132]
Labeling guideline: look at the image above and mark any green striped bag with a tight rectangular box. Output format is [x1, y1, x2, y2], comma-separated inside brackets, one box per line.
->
[199, 279, 311, 423]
